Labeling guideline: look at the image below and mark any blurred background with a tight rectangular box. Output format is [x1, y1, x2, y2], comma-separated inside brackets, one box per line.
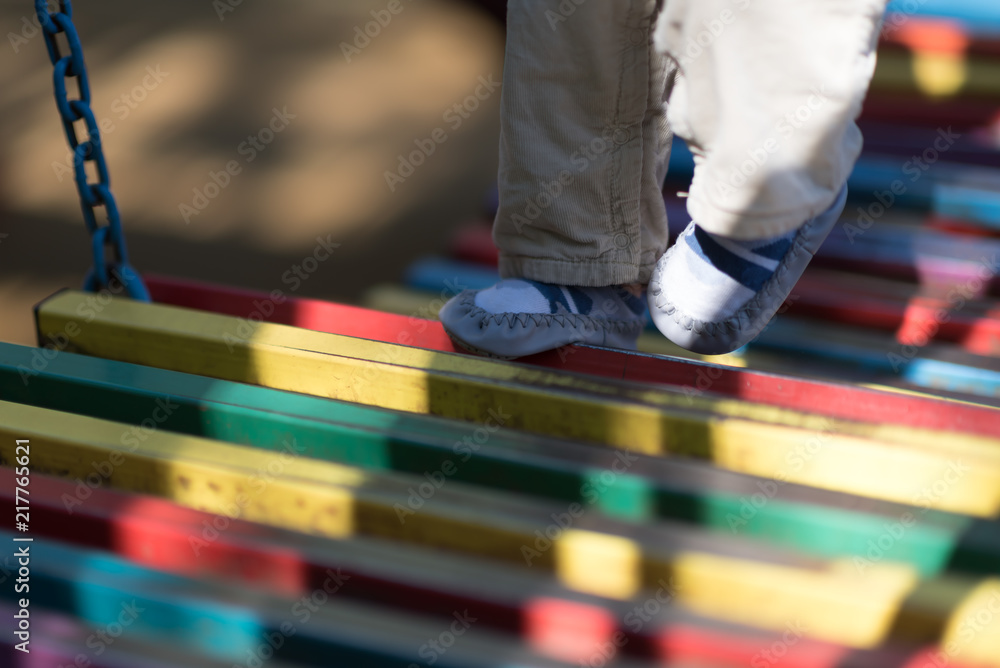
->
[0, 0, 506, 344]
[3, 0, 1000, 380]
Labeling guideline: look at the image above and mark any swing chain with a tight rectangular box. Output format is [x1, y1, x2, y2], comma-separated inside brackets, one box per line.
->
[35, 0, 150, 301]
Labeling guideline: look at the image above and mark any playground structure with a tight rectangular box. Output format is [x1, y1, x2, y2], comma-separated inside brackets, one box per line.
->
[4, 1, 1000, 666]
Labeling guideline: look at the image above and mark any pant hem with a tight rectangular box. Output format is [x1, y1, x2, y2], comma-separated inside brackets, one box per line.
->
[498, 254, 659, 287]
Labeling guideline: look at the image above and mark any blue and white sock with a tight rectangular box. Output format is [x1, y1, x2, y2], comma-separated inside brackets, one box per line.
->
[473, 279, 646, 322]
[661, 224, 797, 323]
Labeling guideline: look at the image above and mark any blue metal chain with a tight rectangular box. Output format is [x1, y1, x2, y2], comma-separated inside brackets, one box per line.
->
[35, 0, 150, 301]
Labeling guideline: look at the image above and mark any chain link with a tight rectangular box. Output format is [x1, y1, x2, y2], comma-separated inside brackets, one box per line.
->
[35, 0, 150, 301]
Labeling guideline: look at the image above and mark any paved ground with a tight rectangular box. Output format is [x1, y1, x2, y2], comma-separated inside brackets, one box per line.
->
[0, 0, 505, 345]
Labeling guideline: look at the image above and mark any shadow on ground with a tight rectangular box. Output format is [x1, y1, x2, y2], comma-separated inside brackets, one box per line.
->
[0, 0, 505, 345]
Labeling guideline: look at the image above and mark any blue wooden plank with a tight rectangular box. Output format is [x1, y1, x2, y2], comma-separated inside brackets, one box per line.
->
[848, 156, 937, 209]
[935, 183, 1000, 228]
[886, 0, 1000, 35]
[0, 531, 570, 668]
[0, 534, 264, 664]
[668, 139, 1000, 211]
[405, 257, 499, 294]
[905, 357, 1000, 398]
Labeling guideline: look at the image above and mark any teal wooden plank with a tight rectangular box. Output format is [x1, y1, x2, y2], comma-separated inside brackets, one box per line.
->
[0, 532, 569, 668]
[0, 603, 250, 668]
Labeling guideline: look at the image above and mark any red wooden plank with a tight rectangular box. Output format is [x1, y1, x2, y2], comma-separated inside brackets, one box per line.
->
[145, 274, 1000, 438]
[2, 469, 983, 668]
[2, 468, 519, 631]
[880, 17, 1000, 59]
[452, 221, 499, 266]
[790, 271, 1000, 356]
[146, 273, 460, 352]
[861, 92, 1000, 129]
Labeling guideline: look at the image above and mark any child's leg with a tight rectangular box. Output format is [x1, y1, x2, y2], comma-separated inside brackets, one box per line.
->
[493, 0, 672, 286]
[648, 0, 886, 354]
[441, 0, 674, 358]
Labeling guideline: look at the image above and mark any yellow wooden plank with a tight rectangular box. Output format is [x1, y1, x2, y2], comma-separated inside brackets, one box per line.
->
[857, 381, 998, 408]
[873, 48, 1000, 98]
[3, 398, 1000, 659]
[35, 291, 1000, 516]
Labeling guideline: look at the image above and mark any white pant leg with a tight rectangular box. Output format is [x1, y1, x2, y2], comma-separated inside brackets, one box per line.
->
[655, 0, 887, 239]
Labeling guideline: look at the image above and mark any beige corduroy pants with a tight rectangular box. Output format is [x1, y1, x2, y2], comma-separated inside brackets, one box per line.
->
[493, 0, 887, 286]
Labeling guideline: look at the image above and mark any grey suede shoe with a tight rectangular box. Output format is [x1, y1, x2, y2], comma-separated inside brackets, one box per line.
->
[439, 279, 645, 359]
[649, 186, 848, 355]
